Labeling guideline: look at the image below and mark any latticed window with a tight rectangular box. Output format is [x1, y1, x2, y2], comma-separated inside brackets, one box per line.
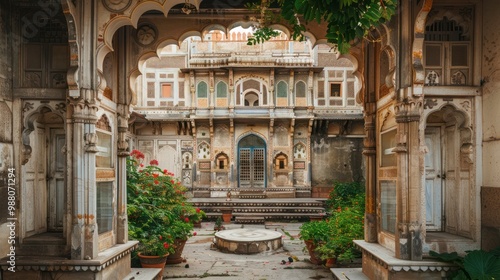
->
[316, 64, 356, 107]
[424, 15, 471, 86]
[143, 69, 185, 106]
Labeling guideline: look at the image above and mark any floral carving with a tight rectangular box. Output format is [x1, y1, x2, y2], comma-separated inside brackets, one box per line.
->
[136, 24, 157, 47]
[102, 0, 132, 13]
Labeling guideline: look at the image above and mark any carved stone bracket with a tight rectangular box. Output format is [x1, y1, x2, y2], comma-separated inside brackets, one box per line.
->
[395, 97, 423, 123]
[85, 133, 99, 153]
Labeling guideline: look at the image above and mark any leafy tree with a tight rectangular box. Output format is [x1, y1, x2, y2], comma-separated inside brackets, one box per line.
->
[247, 0, 397, 54]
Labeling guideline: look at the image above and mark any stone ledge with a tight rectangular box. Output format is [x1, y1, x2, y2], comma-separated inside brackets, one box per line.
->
[354, 240, 455, 273]
[124, 268, 161, 280]
[331, 267, 369, 280]
[0, 241, 138, 273]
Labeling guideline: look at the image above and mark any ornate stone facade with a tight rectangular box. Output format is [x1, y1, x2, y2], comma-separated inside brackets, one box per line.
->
[0, 0, 499, 279]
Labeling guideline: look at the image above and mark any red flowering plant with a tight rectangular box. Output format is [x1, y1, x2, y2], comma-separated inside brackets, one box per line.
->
[127, 149, 196, 256]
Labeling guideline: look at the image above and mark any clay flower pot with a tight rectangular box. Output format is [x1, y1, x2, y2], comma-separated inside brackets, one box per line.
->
[166, 239, 188, 264]
[138, 253, 168, 280]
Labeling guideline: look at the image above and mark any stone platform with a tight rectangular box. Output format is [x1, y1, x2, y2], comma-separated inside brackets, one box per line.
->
[214, 228, 283, 254]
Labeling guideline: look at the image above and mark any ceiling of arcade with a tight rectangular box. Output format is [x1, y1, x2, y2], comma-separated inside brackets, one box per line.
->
[95, 0, 329, 71]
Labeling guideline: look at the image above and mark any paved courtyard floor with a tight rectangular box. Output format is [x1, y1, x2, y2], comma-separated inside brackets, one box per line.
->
[160, 221, 345, 280]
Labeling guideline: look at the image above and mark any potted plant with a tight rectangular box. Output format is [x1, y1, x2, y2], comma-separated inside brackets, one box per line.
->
[214, 216, 224, 231]
[299, 220, 330, 265]
[315, 182, 365, 264]
[127, 150, 198, 269]
[316, 206, 364, 264]
[190, 207, 206, 228]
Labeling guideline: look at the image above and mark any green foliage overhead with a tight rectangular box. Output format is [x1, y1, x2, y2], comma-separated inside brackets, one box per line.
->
[247, 0, 397, 53]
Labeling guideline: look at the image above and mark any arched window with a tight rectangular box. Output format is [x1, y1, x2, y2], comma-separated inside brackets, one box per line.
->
[276, 81, 288, 106]
[215, 152, 229, 170]
[295, 81, 307, 106]
[197, 81, 208, 98]
[424, 13, 471, 86]
[216, 81, 227, 98]
[295, 81, 306, 97]
[244, 92, 259, 106]
[274, 152, 288, 170]
[276, 81, 288, 98]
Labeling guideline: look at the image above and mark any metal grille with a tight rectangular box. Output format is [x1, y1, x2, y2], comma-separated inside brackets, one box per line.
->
[239, 149, 251, 186]
[239, 148, 265, 188]
[253, 148, 265, 183]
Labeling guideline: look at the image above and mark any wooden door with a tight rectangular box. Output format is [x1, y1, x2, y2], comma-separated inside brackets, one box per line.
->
[47, 128, 65, 231]
[23, 126, 47, 236]
[424, 127, 443, 231]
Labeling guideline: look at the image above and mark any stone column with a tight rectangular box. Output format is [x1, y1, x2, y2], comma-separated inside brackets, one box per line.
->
[307, 70, 313, 107]
[66, 0, 100, 260]
[363, 102, 377, 243]
[269, 69, 275, 107]
[393, 90, 423, 261]
[70, 94, 99, 260]
[116, 104, 129, 244]
[289, 70, 295, 106]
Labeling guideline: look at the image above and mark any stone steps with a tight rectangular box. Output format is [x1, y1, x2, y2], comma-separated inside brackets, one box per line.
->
[191, 198, 326, 224]
[232, 206, 324, 214]
[17, 232, 69, 257]
[234, 216, 266, 224]
[123, 268, 162, 280]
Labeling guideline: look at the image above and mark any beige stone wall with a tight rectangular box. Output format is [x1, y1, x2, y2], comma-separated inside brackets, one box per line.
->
[0, 1, 14, 260]
[481, 0, 500, 250]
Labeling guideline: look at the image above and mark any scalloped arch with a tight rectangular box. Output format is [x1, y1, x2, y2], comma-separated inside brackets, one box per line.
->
[156, 39, 182, 56]
[178, 30, 202, 44]
[424, 103, 471, 129]
[201, 24, 228, 38]
[102, 0, 202, 50]
[236, 131, 268, 144]
[227, 20, 258, 31]
[412, 0, 434, 92]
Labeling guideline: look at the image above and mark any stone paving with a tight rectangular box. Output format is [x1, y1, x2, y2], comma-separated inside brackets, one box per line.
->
[161, 222, 337, 280]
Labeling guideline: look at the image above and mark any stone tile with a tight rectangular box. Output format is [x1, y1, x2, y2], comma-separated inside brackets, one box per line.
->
[162, 222, 335, 279]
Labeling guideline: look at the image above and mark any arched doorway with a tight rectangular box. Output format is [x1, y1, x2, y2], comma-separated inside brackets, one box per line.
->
[237, 134, 266, 188]
[22, 106, 66, 235]
[424, 105, 472, 236]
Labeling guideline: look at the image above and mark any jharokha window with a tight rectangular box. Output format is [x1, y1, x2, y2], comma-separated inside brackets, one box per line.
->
[424, 13, 472, 86]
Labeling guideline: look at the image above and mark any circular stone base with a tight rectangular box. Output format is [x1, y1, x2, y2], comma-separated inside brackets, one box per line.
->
[214, 228, 283, 254]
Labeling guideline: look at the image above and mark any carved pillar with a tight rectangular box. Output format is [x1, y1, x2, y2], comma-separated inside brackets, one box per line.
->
[190, 70, 195, 108]
[363, 102, 377, 243]
[209, 70, 214, 111]
[70, 93, 99, 260]
[228, 69, 234, 108]
[289, 70, 295, 106]
[269, 69, 275, 107]
[393, 90, 423, 261]
[307, 70, 313, 107]
[116, 104, 129, 244]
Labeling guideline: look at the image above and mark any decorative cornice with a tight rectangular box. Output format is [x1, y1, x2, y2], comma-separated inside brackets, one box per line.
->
[354, 240, 457, 274]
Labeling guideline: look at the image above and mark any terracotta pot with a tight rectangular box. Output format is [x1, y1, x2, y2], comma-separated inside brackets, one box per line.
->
[193, 221, 202, 228]
[325, 257, 337, 268]
[166, 239, 187, 264]
[304, 240, 323, 265]
[138, 253, 168, 280]
[222, 213, 232, 223]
